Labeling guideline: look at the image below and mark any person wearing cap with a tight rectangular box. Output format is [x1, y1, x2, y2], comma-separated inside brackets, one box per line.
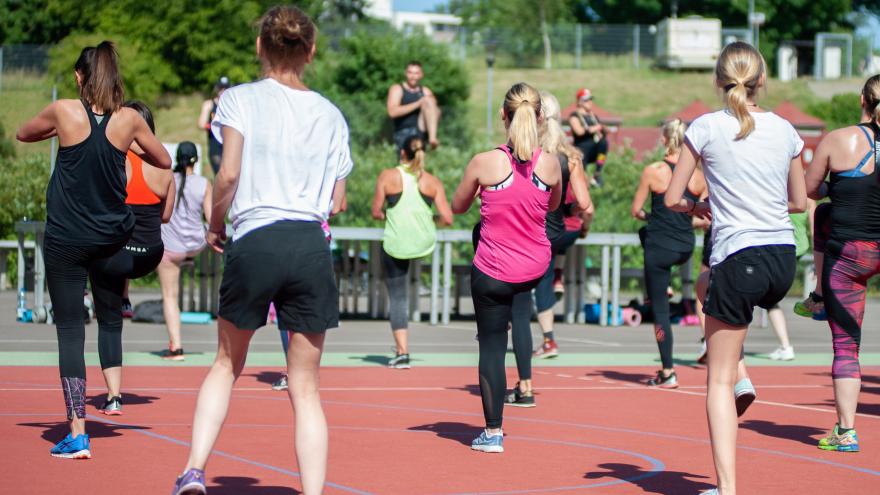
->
[198, 77, 231, 175]
[157, 141, 213, 361]
[387, 61, 441, 151]
[569, 88, 609, 187]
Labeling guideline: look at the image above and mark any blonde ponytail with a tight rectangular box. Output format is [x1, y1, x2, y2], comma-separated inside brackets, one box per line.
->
[503, 82, 541, 161]
[539, 90, 583, 165]
[661, 118, 687, 156]
[716, 41, 765, 140]
[401, 135, 425, 174]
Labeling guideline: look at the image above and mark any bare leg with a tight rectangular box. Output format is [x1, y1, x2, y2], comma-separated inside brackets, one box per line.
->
[392, 329, 408, 355]
[768, 307, 792, 349]
[696, 265, 709, 334]
[157, 259, 182, 350]
[286, 332, 328, 495]
[705, 316, 748, 495]
[418, 97, 441, 149]
[833, 378, 861, 429]
[184, 318, 254, 471]
[102, 367, 122, 398]
[537, 307, 554, 341]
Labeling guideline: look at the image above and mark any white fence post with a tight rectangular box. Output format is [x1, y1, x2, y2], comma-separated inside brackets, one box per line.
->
[633, 25, 640, 68]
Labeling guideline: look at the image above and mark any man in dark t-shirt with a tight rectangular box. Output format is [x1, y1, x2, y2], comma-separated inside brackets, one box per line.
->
[386, 61, 441, 152]
[569, 88, 609, 187]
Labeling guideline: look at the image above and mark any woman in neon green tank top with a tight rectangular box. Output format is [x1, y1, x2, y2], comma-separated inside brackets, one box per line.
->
[372, 135, 453, 369]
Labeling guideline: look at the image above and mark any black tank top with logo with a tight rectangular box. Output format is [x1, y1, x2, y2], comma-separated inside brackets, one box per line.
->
[644, 160, 697, 253]
[46, 100, 134, 245]
[393, 84, 424, 132]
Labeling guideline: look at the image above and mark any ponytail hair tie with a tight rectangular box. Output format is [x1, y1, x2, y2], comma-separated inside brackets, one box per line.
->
[723, 83, 737, 92]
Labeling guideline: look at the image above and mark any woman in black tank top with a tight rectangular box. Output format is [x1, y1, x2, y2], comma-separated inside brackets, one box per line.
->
[17, 42, 170, 459]
[631, 119, 706, 388]
[804, 75, 880, 452]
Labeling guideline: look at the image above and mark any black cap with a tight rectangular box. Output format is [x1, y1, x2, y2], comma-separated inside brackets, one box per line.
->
[176, 141, 199, 167]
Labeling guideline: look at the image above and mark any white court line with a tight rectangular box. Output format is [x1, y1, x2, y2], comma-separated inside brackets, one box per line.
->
[555, 337, 622, 347]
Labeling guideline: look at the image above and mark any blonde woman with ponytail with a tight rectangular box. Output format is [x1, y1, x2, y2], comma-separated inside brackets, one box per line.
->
[804, 74, 880, 454]
[631, 119, 706, 389]
[452, 82, 562, 452]
[664, 41, 807, 495]
[371, 134, 453, 369]
[507, 91, 592, 406]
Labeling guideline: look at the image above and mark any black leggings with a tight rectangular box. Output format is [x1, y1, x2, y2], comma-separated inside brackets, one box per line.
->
[90, 243, 164, 369]
[471, 265, 540, 429]
[381, 250, 411, 331]
[643, 244, 693, 370]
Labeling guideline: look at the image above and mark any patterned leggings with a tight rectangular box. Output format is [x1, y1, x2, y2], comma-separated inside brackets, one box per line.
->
[823, 239, 880, 379]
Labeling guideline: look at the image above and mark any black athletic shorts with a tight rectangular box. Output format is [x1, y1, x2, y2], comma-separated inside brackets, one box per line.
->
[703, 244, 796, 326]
[218, 221, 338, 333]
[393, 126, 427, 152]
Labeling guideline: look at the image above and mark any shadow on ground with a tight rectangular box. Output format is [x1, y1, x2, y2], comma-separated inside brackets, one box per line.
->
[210, 476, 300, 494]
[247, 371, 285, 386]
[740, 419, 825, 446]
[585, 369, 653, 384]
[408, 421, 482, 447]
[584, 462, 714, 494]
[17, 419, 149, 445]
[86, 392, 159, 409]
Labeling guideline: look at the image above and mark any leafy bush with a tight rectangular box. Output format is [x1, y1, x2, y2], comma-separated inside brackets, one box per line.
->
[0, 154, 50, 239]
[807, 92, 862, 130]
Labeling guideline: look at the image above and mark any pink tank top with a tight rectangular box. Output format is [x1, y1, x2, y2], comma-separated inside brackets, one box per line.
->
[473, 146, 552, 283]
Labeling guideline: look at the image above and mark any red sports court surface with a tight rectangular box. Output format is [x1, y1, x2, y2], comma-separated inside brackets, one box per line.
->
[1, 365, 878, 494]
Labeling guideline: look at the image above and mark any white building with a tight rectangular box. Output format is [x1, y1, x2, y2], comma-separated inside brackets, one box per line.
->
[365, 0, 462, 43]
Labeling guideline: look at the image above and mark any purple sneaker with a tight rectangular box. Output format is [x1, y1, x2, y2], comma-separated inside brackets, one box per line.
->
[172, 468, 206, 495]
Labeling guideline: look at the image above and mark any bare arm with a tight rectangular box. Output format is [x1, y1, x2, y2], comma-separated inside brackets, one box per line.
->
[206, 127, 242, 252]
[805, 138, 831, 200]
[386, 84, 423, 119]
[568, 115, 586, 137]
[371, 171, 388, 220]
[452, 157, 482, 214]
[17, 102, 58, 142]
[567, 159, 592, 215]
[331, 180, 347, 216]
[431, 177, 454, 226]
[787, 155, 807, 213]
[202, 180, 213, 224]
[630, 166, 653, 220]
[665, 142, 700, 212]
[160, 178, 176, 223]
[197, 100, 213, 130]
[131, 113, 172, 169]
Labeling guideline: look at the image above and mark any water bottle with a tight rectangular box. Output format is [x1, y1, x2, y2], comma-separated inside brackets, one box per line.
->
[16, 288, 27, 322]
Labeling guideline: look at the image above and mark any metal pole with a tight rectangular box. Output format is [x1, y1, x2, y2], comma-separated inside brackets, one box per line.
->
[847, 35, 853, 78]
[50, 85, 58, 173]
[486, 65, 493, 143]
[575, 24, 582, 70]
[748, 0, 755, 45]
[442, 241, 452, 325]
[0, 47, 4, 94]
[633, 25, 640, 69]
[600, 245, 610, 326]
[611, 245, 621, 326]
[430, 243, 440, 325]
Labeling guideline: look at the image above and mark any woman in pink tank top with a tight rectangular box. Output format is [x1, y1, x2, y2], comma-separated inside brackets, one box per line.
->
[452, 82, 562, 453]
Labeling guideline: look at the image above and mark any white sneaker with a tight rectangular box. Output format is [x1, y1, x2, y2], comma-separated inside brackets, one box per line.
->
[768, 346, 795, 361]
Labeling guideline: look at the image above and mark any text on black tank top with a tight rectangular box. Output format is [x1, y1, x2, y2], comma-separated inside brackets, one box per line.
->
[393, 84, 424, 132]
[644, 160, 697, 252]
[828, 123, 880, 242]
[545, 154, 572, 242]
[46, 100, 134, 245]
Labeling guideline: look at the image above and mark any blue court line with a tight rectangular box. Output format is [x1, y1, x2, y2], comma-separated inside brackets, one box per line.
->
[85, 414, 374, 495]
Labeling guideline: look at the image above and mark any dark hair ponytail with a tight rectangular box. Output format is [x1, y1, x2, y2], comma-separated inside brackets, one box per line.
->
[74, 41, 125, 114]
[174, 142, 199, 208]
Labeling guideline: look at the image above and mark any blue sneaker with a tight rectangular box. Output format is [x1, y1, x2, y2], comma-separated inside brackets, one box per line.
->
[734, 378, 756, 417]
[50, 433, 91, 459]
[172, 468, 207, 495]
[471, 429, 504, 453]
[701, 489, 719, 495]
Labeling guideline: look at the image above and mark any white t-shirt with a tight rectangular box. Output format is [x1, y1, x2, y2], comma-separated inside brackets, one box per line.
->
[212, 78, 353, 240]
[686, 110, 803, 266]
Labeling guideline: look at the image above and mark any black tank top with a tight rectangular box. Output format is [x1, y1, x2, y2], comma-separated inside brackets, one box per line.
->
[828, 123, 880, 242]
[545, 154, 572, 242]
[129, 204, 163, 247]
[572, 112, 600, 149]
[644, 160, 697, 252]
[207, 100, 221, 152]
[46, 100, 134, 245]
[393, 84, 423, 132]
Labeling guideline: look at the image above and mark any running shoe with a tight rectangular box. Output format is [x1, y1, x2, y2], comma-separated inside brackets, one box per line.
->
[553, 272, 565, 298]
[700, 489, 719, 495]
[161, 347, 185, 361]
[818, 424, 859, 452]
[591, 174, 604, 188]
[271, 375, 288, 391]
[100, 395, 122, 415]
[50, 433, 91, 459]
[388, 353, 411, 369]
[533, 339, 559, 359]
[768, 346, 795, 361]
[121, 298, 134, 319]
[647, 370, 679, 389]
[171, 468, 207, 495]
[697, 338, 708, 365]
[505, 383, 536, 408]
[734, 378, 756, 417]
[794, 292, 827, 321]
[471, 429, 504, 453]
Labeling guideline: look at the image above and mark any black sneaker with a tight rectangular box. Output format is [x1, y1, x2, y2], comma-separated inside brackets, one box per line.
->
[388, 353, 411, 369]
[505, 383, 536, 408]
[100, 396, 122, 416]
[161, 347, 185, 361]
[647, 370, 679, 389]
[271, 375, 288, 391]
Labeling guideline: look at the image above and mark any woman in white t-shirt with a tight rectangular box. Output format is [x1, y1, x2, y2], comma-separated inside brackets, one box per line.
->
[171, 7, 352, 495]
[664, 42, 806, 495]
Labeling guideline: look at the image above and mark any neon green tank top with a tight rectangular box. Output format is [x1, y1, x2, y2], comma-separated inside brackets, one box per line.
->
[383, 166, 437, 259]
[790, 212, 809, 258]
